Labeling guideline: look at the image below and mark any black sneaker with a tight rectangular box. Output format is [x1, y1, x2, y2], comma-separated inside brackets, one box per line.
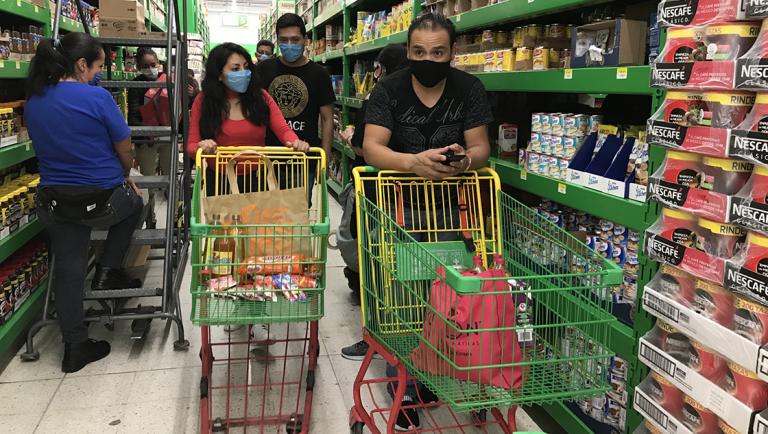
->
[395, 398, 420, 431]
[344, 266, 360, 294]
[62, 339, 111, 373]
[91, 265, 142, 291]
[341, 340, 368, 361]
[417, 386, 439, 404]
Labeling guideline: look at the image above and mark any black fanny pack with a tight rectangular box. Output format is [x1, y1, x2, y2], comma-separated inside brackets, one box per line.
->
[38, 185, 117, 220]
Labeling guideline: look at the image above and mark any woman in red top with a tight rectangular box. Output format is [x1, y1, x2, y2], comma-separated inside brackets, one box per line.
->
[187, 43, 307, 194]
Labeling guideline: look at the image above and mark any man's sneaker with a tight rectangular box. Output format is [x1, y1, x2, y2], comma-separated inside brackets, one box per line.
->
[417, 386, 439, 404]
[344, 266, 360, 294]
[341, 340, 368, 361]
[394, 397, 421, 431]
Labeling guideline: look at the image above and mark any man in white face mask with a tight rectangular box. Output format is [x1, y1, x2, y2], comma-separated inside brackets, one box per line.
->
[127, 47, 170, 229]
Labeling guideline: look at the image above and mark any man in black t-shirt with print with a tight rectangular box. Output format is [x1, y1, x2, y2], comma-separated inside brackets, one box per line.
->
[362, 12, 493, 432]
[257, 13, 336, 159]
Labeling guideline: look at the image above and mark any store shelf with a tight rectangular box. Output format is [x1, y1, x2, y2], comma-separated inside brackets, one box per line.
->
[0, 279, 48, 368]
[312, 2, 343, 28]
[148, 15, 167, 32]
[347, 31, 407, 55]
[337, 96, 363, 109]
[450, 0, 610, 32]
[491, 158, 648, 231]
[473, 66, 653, 94]
[328, 177, 343, 195]
[0, 0, 49, 24]
[314, 47, 345, 63]
[333, 139, 356, 159]
[59, 15, 85, 33]
[0, 141, 34, 169]
[540, 402, 593, 434]
[0, 219, 43, 264]
[0, 60, 29, 79]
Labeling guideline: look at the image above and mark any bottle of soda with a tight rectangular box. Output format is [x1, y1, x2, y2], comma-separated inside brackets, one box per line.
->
[230, 214, 245, 282]
[492, 254, 505, 271]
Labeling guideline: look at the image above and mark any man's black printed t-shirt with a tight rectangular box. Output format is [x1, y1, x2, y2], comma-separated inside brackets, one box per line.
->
[364, 67, 493, 154]
[256, 58, 336, 148]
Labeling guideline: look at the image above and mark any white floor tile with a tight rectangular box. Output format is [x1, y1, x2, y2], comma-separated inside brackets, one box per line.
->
[119, 397, 199, 434]
[35, 404, 123, 434]
[0, 378, 60, 416]
[48, 372, 135, 411]
[1, 327, 64, 383]
[5, 412, 44, 434]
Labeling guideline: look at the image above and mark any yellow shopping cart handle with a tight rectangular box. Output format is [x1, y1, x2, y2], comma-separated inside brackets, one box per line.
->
[195, 146, 327, 171]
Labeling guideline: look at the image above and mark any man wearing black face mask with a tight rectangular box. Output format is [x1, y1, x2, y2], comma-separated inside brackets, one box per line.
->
[363, 12, 492, 180]
[361, 13, 493, 431]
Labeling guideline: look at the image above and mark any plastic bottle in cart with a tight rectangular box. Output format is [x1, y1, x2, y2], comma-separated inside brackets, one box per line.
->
[230, 214, 245, 282]
[492, 254, 506, 271]
[210, 215, 234, 278]
[472, 256, 485, 273]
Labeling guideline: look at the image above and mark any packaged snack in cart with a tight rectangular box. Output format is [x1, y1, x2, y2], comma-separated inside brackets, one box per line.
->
[658, 0, 744, 26]
[721, 361, 768, 409]
[239, 255, 302, 276]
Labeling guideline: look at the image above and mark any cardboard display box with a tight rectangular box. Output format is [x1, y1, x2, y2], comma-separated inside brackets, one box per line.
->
[99, 0, 145, 21]
[570, 19, 647, 68]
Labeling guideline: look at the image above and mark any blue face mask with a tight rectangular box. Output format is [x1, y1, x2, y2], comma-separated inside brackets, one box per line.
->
[258, 53, 270, 61]
[88, 71, 102, 86]
[224, 69, 252, 93]
[279, 43, 304, 63]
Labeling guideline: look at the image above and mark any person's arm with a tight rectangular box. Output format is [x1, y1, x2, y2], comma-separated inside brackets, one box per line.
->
[187, 93, 216, 155]
[320, 104, 334, 156]
[99, 89, 133, 169]
[463, 125, 491, 170]
[458, 80, 493, 171]
[113, 136, 133, 176]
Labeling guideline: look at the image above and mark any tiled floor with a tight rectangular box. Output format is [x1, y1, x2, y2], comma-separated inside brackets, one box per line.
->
[3, 197, 544, 433]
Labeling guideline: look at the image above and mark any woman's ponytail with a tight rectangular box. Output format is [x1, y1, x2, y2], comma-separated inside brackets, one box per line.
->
[25, 32, 103, 98]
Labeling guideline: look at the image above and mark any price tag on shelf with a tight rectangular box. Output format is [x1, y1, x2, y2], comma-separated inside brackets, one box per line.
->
[557, 183, 567, 194]
[321, 56, 326, 63]
[15, 61, 20, 70]
[528, 0, 535, 3]
[25, 142, 30, 151]
[520, 170, 527, 180]
[16, 0, 20, 6]
[34, 5, 38, 12]
[489, 161, 496, 170]
[0, 61, 5, 69]
[564, 69, 573, 80]
[616, 67, 628, 79]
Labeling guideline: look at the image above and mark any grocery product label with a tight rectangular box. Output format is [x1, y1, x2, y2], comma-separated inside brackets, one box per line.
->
[724, 262, 768, 304]
[729, 130, 768, 164]
[647, 120, 730, 156]
[634, 389, 671, 431]
[652, 62, 736, 89]
[729, 197, 768, 233]
[639, 340, 679, 378]
[646, 231, 726, 283]
[648, 178, 730, 222]
[658, 0, 742, 26]
[643, 290, 682, 323]
[736, 58, 768, 89]
[745, 0, 768, 18]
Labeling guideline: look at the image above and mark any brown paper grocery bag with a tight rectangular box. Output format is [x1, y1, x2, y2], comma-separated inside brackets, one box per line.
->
[201, 151, 311, 258]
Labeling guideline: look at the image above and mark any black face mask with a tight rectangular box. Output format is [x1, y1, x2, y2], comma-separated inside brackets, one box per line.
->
[409, 59, 450, 87]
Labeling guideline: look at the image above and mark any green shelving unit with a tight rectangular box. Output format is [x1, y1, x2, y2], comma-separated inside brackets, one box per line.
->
[449, 0, 611, 32]
[0, 141, 35, 168]
[59, 15, 85, 33]
[0, 279, 48, 368]
[490, 158, 648, 231]
[308, 1, 342, 31]
[0, 0, 48, 22]
[0, 60, 29, 79]
[476, 66, 652, 94]
[347, 31, 407, 54]
[0, 219, 43, 265]
[336, 95, 362, 109]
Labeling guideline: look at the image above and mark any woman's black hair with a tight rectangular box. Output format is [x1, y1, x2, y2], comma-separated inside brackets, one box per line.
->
[25, 32, 103, 98]
[377, 44, 408, 75]
[200, 42, 269, 140]
[135, 47, 158, 66]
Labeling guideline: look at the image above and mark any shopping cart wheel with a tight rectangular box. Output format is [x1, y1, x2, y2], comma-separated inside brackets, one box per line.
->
[471, 409, 487, 427]
[350, 422, 364, 434]
[286, 413, 303, 434]
[20, 351, 39, 362]
[212, 417, 226, 432]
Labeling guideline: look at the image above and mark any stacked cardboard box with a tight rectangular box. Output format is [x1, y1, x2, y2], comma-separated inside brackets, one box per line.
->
[99, 0, 146, 37]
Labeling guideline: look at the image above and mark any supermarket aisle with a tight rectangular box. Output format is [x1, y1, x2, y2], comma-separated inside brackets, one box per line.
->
[2, 197, 543, 434]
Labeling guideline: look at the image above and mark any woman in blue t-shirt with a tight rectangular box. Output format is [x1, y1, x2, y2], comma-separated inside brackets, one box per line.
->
[25, 32, 144, 373]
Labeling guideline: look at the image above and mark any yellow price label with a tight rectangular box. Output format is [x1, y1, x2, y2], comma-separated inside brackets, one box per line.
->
[520, 170, 527, 180]
[557, 183, 567, 194]
[15, 61, 20, 69]
[16, 0, 20, 6]
[564, 69, 573, 80]
[34, 5, 38, 12]
[456, 14, 461, 22]
[0, 61, 5, 68]
[616, 67, 628, 79]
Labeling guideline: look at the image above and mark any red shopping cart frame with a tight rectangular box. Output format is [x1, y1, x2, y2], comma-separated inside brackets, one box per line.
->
[349, 333, 518, 434]
[199, 321, 319, 433]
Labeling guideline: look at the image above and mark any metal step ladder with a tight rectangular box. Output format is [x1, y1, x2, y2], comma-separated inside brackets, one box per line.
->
[21, 0, 193, 359]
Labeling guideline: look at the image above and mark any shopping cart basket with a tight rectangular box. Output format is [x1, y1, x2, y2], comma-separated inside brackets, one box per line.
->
[349, 167, 622, 434]
[191, 147, 329, 434]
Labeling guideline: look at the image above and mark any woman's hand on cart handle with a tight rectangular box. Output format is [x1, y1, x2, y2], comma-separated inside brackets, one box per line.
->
[197, 139, 218, 154]
[286, 139, 310, 152]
